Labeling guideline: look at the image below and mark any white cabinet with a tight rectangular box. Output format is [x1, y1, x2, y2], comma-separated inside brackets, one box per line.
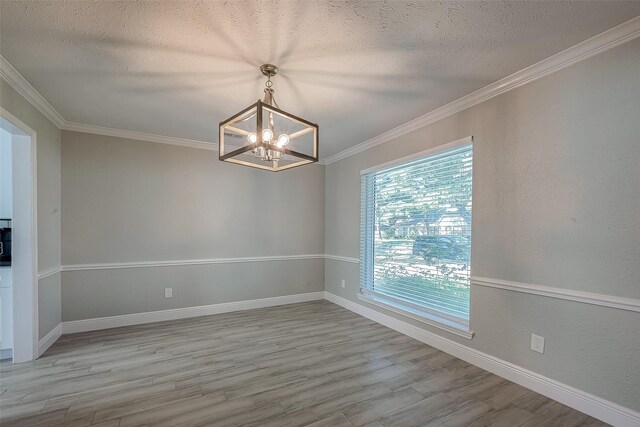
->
[0, 267, 12, 352]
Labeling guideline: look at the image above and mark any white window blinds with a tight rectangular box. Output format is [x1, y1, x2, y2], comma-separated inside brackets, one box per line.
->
[360, 142, 473, 328]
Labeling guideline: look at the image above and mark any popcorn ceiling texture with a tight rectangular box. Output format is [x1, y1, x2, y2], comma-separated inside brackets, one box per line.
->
[1, 1, 639, 157]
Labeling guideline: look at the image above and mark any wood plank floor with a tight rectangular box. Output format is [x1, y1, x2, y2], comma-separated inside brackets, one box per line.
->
[0, 300, 607, 427]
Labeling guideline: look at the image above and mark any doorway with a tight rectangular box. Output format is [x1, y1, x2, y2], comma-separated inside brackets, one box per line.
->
[0, 107, 38, 363]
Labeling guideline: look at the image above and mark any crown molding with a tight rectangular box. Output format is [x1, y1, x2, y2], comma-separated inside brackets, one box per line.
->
[3, 16, 639, 159]
[0, 55, 66, 127]
[62, 122, 217, 150]
[322, 15, 640, 165]
[0, 53, 217, 150]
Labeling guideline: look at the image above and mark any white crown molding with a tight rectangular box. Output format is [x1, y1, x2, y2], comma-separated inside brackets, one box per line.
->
[322, 16, 640, 165]
[2, 17, 639, 161]
[471, 276, 640, 313]
[62, 291, 324, 334]
[0, 54, 217, 150]
[37, 323, 62, 357]
[0, 55, 66, 128]
[38, 265, 62, 280]
[62, 254, 326, 272]
[324, 291, 640, 427]
[324, 254, 360, 264]
[62, 122, 217, 151]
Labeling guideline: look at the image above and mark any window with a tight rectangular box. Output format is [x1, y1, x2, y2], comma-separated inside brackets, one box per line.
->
[360, 138, 473, 336]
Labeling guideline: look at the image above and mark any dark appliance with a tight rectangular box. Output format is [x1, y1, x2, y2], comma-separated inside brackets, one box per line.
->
[0, 219, 11, 267]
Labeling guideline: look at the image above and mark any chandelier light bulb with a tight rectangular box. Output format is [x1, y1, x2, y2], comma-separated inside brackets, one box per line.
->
[262, 128, 274, 142]
[219, 64, 318, 171]
[276, 134, 290, 148]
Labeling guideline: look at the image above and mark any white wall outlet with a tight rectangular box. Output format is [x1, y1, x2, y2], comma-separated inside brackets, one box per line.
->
[531, 334, 545, 353]
[164, 288, 173, 298]
[341, 279, 346, 288]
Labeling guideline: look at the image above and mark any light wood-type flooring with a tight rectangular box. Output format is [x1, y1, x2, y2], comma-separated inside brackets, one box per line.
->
[0, 300, 608, 426]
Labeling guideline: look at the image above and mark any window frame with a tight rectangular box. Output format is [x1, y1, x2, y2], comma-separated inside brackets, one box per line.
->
[359, 136, 474, 339]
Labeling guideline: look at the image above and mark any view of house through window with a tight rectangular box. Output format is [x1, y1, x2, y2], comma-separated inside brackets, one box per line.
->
[360, 142, 473, 328]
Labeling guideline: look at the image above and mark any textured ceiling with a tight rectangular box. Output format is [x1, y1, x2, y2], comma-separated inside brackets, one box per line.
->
[1, 1, 639, 158]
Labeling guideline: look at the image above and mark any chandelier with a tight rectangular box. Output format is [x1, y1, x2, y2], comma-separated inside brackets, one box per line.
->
[219, 64, 319, 171]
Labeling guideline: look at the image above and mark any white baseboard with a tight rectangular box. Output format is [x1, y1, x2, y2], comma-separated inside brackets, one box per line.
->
[44, 290, 639, 425]
[324, 291, 640, 427]
[37, 323, 62, 357]
[62, 292, 325, 334]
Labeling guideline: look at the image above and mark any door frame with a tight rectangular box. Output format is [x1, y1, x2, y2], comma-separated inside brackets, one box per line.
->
[1, 107, 38, 363]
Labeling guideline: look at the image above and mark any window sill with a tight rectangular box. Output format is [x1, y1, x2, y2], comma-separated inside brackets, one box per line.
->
[357, 293, 474, 340]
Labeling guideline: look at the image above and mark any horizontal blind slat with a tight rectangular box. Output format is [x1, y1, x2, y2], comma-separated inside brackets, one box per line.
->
[361, 143, 472, 321]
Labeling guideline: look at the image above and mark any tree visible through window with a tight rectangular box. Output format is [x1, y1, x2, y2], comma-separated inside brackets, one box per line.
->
[360, 142, 472, 328]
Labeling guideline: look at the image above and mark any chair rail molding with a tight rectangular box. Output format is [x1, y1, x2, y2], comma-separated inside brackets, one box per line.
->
[471, 276, 640, 313]
[59, 254, 363, 272]
[38, 265, 63, 280]
[324, 254, 360, 264]
[61, 254, 326, 272]
[3, 16, 640, 160]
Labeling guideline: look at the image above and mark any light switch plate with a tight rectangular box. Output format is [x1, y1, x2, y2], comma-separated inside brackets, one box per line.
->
[164, 288, 173, 298]
[531, 334, 545, 353]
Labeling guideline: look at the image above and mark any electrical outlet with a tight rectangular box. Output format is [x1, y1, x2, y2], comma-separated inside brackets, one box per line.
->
[164, 288, 173, 298]
[530, 334, 544, 353]
[341, 279, 346, 288]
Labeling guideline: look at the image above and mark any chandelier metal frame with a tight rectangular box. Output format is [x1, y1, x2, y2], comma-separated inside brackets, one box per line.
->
[218, 64, 319, 172]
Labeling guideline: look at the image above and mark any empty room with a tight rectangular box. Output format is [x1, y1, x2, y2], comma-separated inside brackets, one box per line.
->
[0, 1, 639, 426]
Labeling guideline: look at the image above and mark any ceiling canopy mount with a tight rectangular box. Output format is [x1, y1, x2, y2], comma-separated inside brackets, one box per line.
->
[260, 63, 279, 78]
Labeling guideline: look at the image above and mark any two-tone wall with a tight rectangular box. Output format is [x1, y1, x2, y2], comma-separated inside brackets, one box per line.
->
[324, 39, 640, 412]
[1, 26, 638, 424]
[61, 131, 325, 321]
[0, 79, 62, 340]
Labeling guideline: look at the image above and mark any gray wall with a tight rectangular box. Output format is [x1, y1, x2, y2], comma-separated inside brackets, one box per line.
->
[325, 39, 640, 411]
[62, 260, 323, 320]
[0, 79, 62, 339]
[2, 26, 637, 414]
[61, 131, 325, 321]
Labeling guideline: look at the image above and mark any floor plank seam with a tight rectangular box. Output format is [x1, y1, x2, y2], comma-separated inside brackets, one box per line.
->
[0, 301, 608, 427]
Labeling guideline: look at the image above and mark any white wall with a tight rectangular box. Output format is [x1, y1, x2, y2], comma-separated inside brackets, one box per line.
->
[0, 127, 11, 218]
[325, 38, 640, 411]
[0, 128, 13, 353]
